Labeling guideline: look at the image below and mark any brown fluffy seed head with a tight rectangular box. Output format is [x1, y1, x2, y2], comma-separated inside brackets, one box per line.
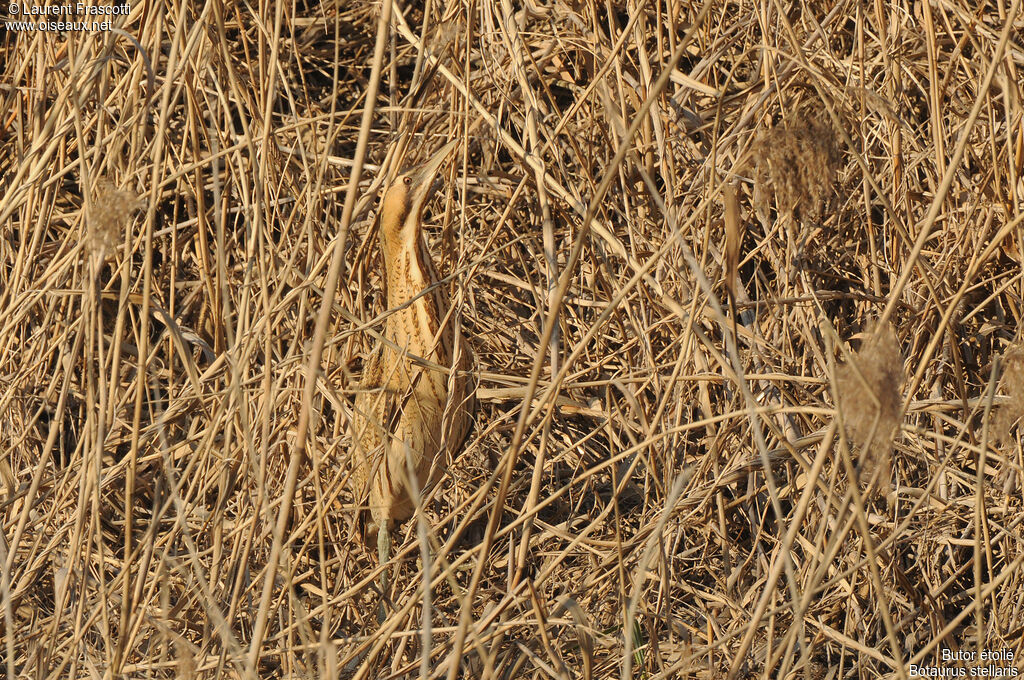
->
[994, 342, 1024, 446]
[835, 322, 904, 451]
[751, 110, 841, 223]
[86, 179, 141, 264]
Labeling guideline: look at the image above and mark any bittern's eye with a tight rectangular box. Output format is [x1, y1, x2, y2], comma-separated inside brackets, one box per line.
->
[403, 176, 412, 185]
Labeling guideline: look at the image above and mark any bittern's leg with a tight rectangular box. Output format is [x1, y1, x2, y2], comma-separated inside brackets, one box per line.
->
[377, 525, 391, 624]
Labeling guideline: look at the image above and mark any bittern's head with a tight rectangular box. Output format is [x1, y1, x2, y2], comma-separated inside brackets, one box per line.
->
[379, 140, 458, 253]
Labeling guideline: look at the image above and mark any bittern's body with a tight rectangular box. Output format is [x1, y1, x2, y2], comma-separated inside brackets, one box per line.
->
[351, 140, 474, 600]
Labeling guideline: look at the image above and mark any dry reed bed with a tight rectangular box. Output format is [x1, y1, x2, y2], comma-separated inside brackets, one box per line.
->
[2, 0, 1024, 677]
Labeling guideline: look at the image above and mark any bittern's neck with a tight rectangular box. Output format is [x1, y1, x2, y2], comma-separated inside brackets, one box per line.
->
[382, 225, 434, 309]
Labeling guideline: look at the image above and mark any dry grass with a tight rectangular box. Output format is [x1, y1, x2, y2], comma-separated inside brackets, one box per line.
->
[2, 0, 1024, 678]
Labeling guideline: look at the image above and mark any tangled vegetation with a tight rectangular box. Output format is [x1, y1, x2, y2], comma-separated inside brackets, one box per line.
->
[2, 0, 1023, 677]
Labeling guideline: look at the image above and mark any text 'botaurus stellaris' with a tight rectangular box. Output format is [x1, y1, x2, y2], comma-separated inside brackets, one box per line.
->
[350, 139, 476, 617]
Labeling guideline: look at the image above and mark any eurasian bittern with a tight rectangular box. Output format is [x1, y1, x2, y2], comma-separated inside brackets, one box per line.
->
[351, 139, 475, 614]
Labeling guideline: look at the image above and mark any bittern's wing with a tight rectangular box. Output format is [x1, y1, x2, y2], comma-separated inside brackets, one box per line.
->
[350, 349, 391, 520]
[350, 346, 428, 537]
[441, 329, 477, 457]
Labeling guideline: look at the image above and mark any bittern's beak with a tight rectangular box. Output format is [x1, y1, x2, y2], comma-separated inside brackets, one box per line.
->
[408, 139, 459, 213]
